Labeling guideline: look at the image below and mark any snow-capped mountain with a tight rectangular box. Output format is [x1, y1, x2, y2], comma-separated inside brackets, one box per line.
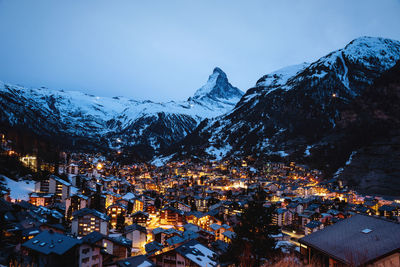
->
[190, 67, 243, 104]
[0, 67, 243, 158]
[171, 37, 400, 194]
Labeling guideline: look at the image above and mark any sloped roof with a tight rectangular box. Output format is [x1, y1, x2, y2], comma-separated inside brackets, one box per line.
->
[299, 214, 400, 265]
[22, 230, 80, 255]
[72, 208, 110, 221]
[175, 239, 217, 267]
[145, 241, 163, 254]
[125, 223, 146, 234]
[116, 255, 155, 267]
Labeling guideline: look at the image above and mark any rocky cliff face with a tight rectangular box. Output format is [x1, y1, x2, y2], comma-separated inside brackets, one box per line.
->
[330, 61, 400, 195]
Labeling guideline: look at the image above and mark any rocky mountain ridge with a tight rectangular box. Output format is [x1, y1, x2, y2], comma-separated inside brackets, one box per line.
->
[0, 68, 243, 159]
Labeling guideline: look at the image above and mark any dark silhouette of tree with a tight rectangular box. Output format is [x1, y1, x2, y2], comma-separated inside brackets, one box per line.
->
[116, 213, 125, 232]
[226, 190, 232, 200]
[221, 189, 278, 266]
[154, 197, 161, 209]
[190, 201, 197, 211]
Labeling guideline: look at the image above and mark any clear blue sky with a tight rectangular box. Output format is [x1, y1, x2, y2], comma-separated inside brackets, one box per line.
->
[0, 0, 399, 101]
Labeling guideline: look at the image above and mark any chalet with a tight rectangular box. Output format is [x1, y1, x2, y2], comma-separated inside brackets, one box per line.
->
[107, 203, 127, 228]
[145, 241, 164, 255]
[299, 214, 400, 266]
[149, 239, 218, 267]
[21, 230, 81, 267]
[113, 255, 155, 267]
[127, 211, 149, 227]
[65, 194, 90, 221]
[29, 193, 54, 207]
[305, 220, 324, 235]
[71, 208, 110, 236]
[170, 200, 191, 212]
[378, 205, 397, 220]
[133, 198, 144, 212]
[34, 175, 71, 203]
[78, 237, 104, 267]
[222, 230, 235, 243]
[273, 208, 293, 226]
[82, 231, 131, 261]
[124, 224, 147, 255]
[160, 206, 185, 225]
[152, 228, 182, 246]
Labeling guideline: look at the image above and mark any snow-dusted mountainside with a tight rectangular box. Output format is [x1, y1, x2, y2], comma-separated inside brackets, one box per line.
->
[171, 37, 400, 194]
[0, 68, 243, 157]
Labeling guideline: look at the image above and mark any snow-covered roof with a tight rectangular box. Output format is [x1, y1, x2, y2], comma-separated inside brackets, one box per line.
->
[176, 240, 217, 267]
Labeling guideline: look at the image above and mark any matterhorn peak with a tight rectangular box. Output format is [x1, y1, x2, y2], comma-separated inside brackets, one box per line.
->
[212, 67, 227, 77]
[192, 67, 243, 101]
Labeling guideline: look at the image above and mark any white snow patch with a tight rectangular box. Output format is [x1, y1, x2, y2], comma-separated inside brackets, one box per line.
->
[304, 145, 313, 157]
[151, 154, 174, 167]
[137, 261, 154, 267]
[185, 243, 217, 267]
[71, 186, 79, 195]
[346, 151, 357, 165]
[0, 175, 35, 201]
[205, 144, 232, 160]
[333, 167, 344, 178]
[269, 150, 289, 157]
[122, 192, 135, 200]
[275, 240, 294, 253]
[256, 62, 309, 94]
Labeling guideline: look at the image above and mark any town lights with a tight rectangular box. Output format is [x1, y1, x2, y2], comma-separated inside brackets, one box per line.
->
[96, 163, 103, 170]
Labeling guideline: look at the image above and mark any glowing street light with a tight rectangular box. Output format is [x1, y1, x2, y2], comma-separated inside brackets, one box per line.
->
[96, 163, 103, 170]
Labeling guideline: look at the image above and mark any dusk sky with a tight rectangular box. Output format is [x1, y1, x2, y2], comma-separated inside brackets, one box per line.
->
[0, 0, 400, 101]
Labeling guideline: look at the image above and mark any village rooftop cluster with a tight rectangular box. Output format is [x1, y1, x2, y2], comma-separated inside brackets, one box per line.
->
[1, 136, 400, 266]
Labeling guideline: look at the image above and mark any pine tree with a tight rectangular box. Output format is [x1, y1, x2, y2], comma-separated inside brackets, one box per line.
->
[221, 190, 278, 266]
[154, 197, 161, 209]
[116, 213, 125, 232]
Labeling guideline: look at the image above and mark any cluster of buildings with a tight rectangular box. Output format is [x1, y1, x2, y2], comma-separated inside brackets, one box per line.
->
[0, 149, 400, 266]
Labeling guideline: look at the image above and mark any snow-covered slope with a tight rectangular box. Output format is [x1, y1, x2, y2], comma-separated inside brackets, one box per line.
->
[172, 36, 400, 163]
[0, 68, 243, 156]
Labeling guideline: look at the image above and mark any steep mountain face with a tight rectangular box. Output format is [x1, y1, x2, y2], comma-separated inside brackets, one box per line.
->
[330, 61, 400, 195]
[0, 68, 243, 158]
[172, 37, 400, 194]
[190, 67, 243, 103]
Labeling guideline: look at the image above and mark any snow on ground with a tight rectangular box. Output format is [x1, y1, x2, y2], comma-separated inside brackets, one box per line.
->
[275, 240, 295, 253]
[205, 144, 232, 160]
[346, 151, 357, 165]
[151, 154, 175, 167]
[304, 145, 313, 157]
[256, 62, 309, 94]
[269, 150, 289, 157]
[0, 175, 35, 201]
[333, 167, 344, 178]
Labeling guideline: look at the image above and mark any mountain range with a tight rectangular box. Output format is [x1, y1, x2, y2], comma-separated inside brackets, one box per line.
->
[0, 67, 243, 159]
[166, 36, 400, 195]
[1, 36, 400, 195]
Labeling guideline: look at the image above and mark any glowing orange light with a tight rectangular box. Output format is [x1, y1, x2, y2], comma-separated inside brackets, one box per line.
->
[96, 163, 103, 170]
